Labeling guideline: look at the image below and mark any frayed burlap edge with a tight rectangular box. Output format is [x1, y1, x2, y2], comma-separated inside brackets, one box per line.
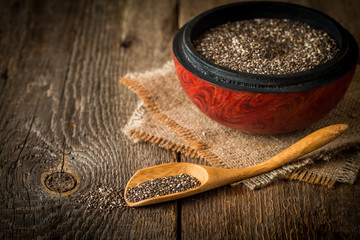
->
[122, 102, 201, 158]
[121, 78, 208, 150]
[128, 129, 201, 158]
[121, 77, 228, 168]
[287, 143, 360, 187]
[287, 169, 338, 187]
[337, 154, 360, 184]
[122, 101, 202, 159]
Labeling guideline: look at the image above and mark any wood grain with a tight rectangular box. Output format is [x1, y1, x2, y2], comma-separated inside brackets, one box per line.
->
[0, 0, 178, 239]
[0, 0, 359, 239]
[180, 174, 360, 239]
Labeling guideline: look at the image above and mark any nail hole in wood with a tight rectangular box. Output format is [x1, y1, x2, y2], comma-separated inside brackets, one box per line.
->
[120, 37, 133, 48]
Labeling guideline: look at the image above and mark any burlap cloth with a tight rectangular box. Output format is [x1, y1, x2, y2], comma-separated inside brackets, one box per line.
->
[121, 62, 360, 189]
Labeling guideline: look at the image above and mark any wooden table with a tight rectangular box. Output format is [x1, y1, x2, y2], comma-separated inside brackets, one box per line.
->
[1, 0, 359, 239]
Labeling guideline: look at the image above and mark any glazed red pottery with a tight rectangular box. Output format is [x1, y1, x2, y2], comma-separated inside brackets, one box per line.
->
[172, 2, 358, 134]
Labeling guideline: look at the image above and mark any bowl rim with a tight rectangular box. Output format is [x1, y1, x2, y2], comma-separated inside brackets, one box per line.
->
[173, 1, 359, 93]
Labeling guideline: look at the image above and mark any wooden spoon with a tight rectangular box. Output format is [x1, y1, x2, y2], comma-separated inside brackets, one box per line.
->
[125, 124, 348, 207]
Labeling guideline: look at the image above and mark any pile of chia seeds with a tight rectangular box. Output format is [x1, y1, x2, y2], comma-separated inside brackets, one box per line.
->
[78, 186, 127, 212]
[193, 18, 339, 75]
[125, 173, 201, 203]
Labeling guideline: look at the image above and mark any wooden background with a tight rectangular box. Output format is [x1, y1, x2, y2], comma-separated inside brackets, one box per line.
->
[0, 0, 359, 239]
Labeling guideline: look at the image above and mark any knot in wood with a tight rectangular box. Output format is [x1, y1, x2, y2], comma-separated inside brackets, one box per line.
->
[44, 172, 77, 193]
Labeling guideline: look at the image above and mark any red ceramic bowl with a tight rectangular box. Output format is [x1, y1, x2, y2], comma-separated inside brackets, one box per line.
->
[172, 2, 358, 134]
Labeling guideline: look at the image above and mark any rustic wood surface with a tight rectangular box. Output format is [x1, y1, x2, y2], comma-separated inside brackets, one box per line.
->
[0, 0, 359, 239]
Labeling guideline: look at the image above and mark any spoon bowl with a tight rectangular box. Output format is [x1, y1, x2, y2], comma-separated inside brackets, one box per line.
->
[125, 124, 348, 207]
[125, 162, 209, 206]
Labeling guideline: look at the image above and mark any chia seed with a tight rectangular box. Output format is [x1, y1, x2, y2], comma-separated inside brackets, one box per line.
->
[193, 18, 339, 75]
[125, 173, 201, 203]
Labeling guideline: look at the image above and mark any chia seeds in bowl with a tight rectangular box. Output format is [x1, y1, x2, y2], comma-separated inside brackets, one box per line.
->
[172, 2, 358, 134]
[193, 18, 340, 75]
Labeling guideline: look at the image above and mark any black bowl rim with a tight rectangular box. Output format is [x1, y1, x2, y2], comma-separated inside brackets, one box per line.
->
[173, 1, 359, 93]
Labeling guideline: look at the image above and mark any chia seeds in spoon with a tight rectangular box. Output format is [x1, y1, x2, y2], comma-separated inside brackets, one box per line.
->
[125, 173, 201, 203]
[193, 18, 339, 75]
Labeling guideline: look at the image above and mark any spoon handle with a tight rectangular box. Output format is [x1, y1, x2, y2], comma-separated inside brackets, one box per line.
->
[248, 124, 348, 173]
[209, 124, 349, 185]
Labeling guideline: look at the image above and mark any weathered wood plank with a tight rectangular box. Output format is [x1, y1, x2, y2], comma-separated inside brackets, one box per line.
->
[0, 1, 82, 238]
[180, 162, 360, 239]
[178, 0, 360, 239]
[0, 0, 178, 239]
